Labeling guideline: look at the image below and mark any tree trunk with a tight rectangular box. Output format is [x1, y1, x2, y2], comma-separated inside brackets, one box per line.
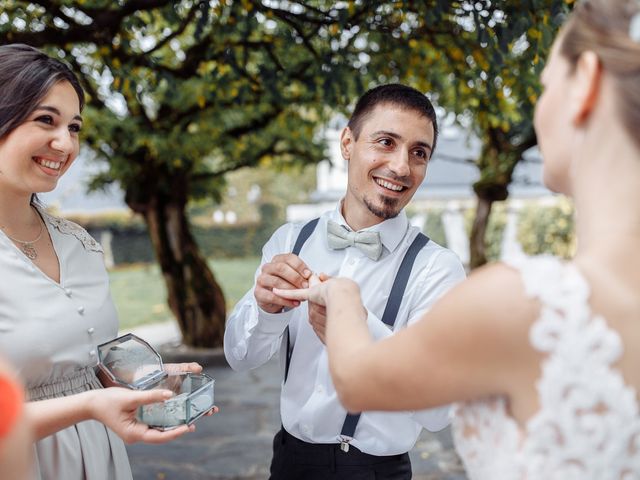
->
[137, 194, 226, 348]
[469, 195, 494, 270]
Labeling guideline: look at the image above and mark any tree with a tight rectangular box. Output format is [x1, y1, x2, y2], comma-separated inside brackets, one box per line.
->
[0, 0, 574, 350]
[0, 0, 377, 346]
[364, 0, 572, 267]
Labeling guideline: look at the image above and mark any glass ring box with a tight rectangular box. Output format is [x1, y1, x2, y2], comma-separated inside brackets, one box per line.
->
[97, 333, 215, 431]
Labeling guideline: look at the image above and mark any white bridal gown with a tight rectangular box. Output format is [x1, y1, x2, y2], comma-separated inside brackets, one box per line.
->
[453, 255, 640, 480]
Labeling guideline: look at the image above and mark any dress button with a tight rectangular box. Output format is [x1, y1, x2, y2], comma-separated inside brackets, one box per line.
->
[87, 327, 95, 335]
[65, 288, 72, 297]
[77, 306, 85, 315]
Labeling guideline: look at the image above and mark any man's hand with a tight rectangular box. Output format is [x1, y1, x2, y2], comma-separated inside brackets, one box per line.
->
[308, 302, 327, 344]
[255, 253, 311, 313]
[308, 273, 329, 344]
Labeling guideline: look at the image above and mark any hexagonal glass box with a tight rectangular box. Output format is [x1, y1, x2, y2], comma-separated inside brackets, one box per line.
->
[97, 333, 215, 430]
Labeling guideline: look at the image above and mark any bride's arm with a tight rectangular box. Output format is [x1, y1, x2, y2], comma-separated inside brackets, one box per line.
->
[323, 264, 542, 412]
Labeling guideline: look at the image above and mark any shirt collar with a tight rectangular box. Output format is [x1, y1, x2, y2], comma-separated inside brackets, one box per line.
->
[329, 200, 409, 254]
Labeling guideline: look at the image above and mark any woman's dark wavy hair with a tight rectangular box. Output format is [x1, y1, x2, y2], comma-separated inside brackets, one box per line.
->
[0, 44, 85, 140]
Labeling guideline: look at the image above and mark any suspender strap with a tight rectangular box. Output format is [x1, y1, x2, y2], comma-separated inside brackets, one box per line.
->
[339, 232, 430, 443]
[380, 232, 429, 327]
[292, 218, 320, 257]
[284, 218, 319, 383]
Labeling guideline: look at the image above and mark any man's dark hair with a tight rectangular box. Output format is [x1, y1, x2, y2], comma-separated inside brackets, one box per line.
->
[0, 43, 85, 139]
[347, 83, 438, 153]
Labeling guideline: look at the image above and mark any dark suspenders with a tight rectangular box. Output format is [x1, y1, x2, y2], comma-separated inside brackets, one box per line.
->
[284, 217, 319, 383]
[284, 217, 430, 449]
[339, 231, 428, 450]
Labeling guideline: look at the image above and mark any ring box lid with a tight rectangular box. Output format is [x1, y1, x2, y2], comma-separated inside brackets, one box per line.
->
[97, 333, 167, 390]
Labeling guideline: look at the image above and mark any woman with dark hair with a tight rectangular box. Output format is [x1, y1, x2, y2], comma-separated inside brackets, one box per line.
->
[276, 0, 640, 478]
[0, 44, 205, 479]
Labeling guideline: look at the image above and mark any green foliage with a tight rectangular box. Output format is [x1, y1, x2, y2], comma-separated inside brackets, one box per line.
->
[366, 1, 572, 200]
[464, 203, 507, 262]
[1, 1, 574, 204]
[363, 0, 573, 266]
[2, 1, 575, 272]
[83, 220, 275, 263]
[423, 209, 448, 248]
[1, 1, 374, 207]
[518, 198, 576, 258]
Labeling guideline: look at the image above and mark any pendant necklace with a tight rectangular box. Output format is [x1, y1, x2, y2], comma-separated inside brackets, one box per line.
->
[1, 217, 45, 260]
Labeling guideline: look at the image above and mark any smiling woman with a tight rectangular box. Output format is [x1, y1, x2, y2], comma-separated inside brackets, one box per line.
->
[0, 82, 82, 206]
[0, 44, 212, 480]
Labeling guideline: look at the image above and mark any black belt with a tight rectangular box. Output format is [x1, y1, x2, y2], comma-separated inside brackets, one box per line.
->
[279, 428, 408, 467]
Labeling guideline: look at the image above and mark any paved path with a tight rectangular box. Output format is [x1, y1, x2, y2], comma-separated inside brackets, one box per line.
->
[126, 354, 468, 480]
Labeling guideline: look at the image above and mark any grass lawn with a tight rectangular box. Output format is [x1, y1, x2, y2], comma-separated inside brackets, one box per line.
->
[109, 257, 260, 330]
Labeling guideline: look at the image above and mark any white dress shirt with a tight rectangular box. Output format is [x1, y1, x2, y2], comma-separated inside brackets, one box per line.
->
[224, 204, 466, 456]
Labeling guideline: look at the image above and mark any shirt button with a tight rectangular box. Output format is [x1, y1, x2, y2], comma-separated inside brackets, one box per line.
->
[348, 259, 355, 266]
[77, 306, 85, 315]
[89, 350, 96, 357]
[65, 288, 72, 297]
[316, 386, 324, 394]
[87, 327, 95, 335]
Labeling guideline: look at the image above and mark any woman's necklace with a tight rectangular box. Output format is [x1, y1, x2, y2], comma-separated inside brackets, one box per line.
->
[0, 214, 45, 260]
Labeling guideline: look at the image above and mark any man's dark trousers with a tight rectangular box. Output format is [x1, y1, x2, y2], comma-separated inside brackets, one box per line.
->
[268, 428, 412, 480]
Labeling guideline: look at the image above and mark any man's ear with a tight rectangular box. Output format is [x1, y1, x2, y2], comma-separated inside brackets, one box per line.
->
[340, 127, 353, 161]
[570, 51, 602, 126]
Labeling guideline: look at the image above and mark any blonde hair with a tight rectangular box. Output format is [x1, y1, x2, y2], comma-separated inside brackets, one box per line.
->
[561, 0, 640, 145]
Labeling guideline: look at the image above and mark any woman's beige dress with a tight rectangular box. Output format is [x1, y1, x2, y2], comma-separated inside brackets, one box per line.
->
[0, 209, 132, 479]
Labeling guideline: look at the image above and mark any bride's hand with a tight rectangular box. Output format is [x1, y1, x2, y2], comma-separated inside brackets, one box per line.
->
[274, 275, 354, 307]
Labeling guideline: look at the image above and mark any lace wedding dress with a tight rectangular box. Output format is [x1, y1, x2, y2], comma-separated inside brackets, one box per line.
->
[452, 255, 640, 480]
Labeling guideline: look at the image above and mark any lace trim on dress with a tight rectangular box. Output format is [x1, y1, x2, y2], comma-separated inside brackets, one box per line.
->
[452, 254, 640, 480]
[40, 210, 103, 254]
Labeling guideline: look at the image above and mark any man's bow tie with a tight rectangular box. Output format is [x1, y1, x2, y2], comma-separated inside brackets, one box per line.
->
[326, 220, 383, 261]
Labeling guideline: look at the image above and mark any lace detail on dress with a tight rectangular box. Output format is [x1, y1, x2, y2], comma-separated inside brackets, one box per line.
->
[40, 210, 103, 254]
[452, 255, 640, 480]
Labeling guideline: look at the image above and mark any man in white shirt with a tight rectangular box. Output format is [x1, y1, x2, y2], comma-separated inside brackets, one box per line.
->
[224, 84, 466, 479]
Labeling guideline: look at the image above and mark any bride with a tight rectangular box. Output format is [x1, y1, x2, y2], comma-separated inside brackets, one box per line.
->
[275, 0, 640, 478]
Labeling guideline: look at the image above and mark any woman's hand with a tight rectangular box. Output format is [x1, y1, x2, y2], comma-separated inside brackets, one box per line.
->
[89, 387, 194, 444]
[273, 273, 329, 305]
[274, 275, 357, 306]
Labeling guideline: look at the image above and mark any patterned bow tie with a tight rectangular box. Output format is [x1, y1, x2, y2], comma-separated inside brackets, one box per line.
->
[326, 220, 383, 261]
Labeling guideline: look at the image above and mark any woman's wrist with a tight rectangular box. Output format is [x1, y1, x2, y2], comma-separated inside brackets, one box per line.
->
[78, 389, 99, 423]
[329, 278, 359, 297]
